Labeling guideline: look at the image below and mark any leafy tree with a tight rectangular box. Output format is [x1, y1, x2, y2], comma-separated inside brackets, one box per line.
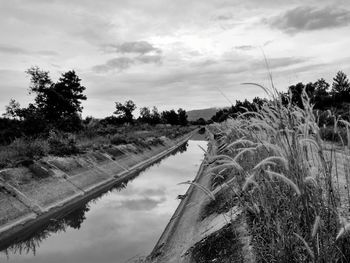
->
[26, 66, 53, 109]
[177, 108, 188, 126]
[139, 107, 151, 123]
[313, 79, 331, 109]
[151, 106, 161, 124]
[3, 99, 21, 119]
[114, 100, 136, 123]
[161, 110, 178, 125]
[332, 71, 350, 100]
[23, 67, 87, 131]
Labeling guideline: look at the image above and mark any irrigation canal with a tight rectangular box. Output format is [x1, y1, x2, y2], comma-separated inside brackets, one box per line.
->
[0, 139, 207, 263]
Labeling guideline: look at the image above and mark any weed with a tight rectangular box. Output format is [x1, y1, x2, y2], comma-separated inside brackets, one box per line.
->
[206, 88, 350, 262]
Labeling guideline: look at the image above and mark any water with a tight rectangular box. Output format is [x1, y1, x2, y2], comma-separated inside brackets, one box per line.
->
[0, 140, 207, 263]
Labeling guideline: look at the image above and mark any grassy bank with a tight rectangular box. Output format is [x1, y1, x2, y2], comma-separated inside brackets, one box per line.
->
[0, 124, 195, 169]
[200, 89, 350, 262]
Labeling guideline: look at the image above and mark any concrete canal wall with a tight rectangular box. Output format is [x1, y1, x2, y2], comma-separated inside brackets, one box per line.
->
[0, 131, 197, 247]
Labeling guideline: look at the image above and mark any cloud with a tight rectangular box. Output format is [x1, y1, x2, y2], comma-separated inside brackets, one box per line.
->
[136, 54, 162, 64]
[235, 45, 255, 51]
[92, 57, 134, 72]
[0, 44, 58, 56]
[267, 6, 350, 33]
[252, 56, 307, 69]
[92, 54, 162, 73]
[119, 197, 165, 211]
[106, 41, 162, 54]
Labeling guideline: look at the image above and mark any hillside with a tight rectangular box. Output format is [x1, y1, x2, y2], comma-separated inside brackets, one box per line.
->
[186, 108, 219, 121]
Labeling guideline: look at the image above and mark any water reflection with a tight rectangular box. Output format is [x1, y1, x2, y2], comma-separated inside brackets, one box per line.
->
[0, 140, 205, 263]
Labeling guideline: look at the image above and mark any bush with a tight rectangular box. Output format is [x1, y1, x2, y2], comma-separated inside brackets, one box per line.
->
[48, 131, 79, 156]
[0, 138, 49, 168]
[110, 134, 128, 145]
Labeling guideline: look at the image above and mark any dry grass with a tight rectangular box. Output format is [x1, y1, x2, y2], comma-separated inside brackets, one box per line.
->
[205, 88, 350, 262]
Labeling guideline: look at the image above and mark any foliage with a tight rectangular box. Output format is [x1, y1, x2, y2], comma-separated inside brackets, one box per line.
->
[138, 106, 162, 125]
[332, 71, 350, 99]
[161, 109, 178, 125]
[47, 130, 79, 156]
[3, 67, 87, 134]
[211, 97, 265, 122]
[206, 88, 350, 262]
[0, 138, 49, 168]
[177, 108, 188, 126]
[114, 100, 136, 123]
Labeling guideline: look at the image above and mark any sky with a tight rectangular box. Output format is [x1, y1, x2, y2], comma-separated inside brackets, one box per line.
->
[1, 0, 350, 118]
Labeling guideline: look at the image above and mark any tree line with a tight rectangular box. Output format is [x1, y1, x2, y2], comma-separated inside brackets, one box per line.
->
[211, 70, 350, 123]
[0, 67, 188, 145]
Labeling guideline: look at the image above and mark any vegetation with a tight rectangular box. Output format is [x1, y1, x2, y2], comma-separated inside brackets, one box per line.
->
[211, 71, 350, 125]
[204, 85, 350, 262]
[0, 67, 194, 168]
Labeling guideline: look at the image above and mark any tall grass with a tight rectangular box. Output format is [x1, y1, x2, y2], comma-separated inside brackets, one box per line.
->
[206, 88, 350, 262]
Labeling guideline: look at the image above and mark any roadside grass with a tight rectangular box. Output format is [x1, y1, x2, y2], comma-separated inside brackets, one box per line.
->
[190, 221, 244, 263]
[204, 88, 350, 262]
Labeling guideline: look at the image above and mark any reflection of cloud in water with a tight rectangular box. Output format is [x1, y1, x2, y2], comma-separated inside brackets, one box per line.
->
[0, 140, 207, 263]
[120, 197, 166, 211]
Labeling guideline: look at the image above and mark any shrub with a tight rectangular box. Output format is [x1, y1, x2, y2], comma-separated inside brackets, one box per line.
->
[48, 130, 79, 156]
[110, 134, 128, 145]
[0, 138, 49, 168]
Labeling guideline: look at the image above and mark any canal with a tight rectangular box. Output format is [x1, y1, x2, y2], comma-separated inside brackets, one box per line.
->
[0, 140, 207, 263]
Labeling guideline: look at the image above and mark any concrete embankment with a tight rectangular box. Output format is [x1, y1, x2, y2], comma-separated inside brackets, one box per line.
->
[0, 131, 196, 248]
[149, 139, 253, 263]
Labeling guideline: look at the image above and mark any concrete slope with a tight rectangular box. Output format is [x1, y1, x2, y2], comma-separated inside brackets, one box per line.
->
[0, 131, 196, 248]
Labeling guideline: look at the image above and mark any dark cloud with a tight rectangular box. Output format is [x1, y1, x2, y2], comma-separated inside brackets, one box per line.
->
[267, 6, 350, 33]
[136, 54, 162, 64]
[235, 45, 255, 51]
[107, 41, 162, 54]
[92, 54, 162, 73]
[92, 57, 134, 72]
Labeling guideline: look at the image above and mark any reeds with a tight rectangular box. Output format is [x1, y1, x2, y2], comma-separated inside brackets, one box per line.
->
[206, 87, 350, 262]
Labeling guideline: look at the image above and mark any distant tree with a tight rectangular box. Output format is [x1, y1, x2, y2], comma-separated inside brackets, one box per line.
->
[211, 108, 229, 122]
[332, 71, 350, 100]
[151, 106, 161, 124]
[161, 110, 178, 125]
[313, 78, 331, 109]
[24, 67, 87, 131]
[139, 107, 152, 123]
[192, 117, 206, 126]
[3, 99, 21, 119]
[314, 78, 330, 96]
[177, 108, 188, 126]
[114, 100, 136, 123]
[26, 66, 53, 110]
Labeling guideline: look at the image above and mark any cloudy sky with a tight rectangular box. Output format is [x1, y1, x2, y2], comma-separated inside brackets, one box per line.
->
[1, 0, 350, 117]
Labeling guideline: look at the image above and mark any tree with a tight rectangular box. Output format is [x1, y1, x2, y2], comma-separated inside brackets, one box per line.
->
[313, 79, 331, 109]
[151, 106, 161, 124]
[54, 70, 87, 116]
[161, 110, 178, 125]
[114, 100, 136, 123]
[24, 67, 87, 131]
[139, 106, 152, 124]
[177, 108, 188, 126]
[332, 71, 350, 101]
[26, 66, 53, 110]
[3, 99, 21, 119]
